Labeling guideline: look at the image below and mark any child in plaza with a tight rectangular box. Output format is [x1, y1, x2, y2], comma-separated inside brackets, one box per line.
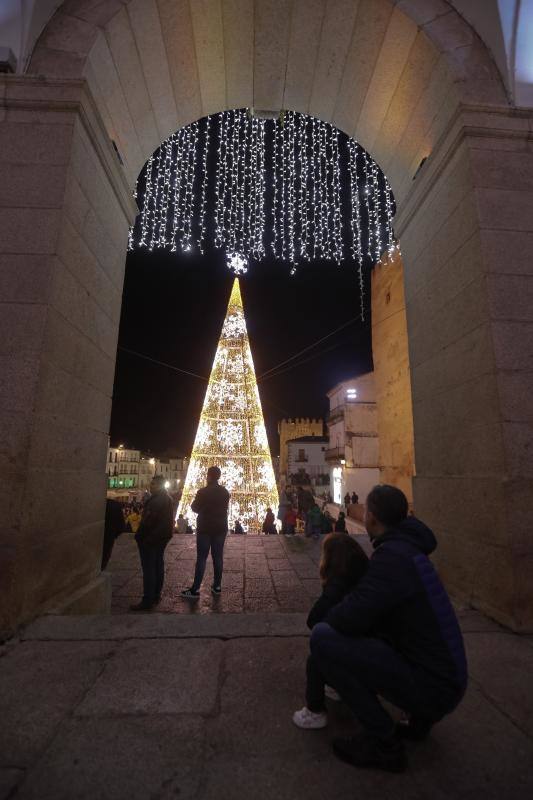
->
[293, 533, 369, 729]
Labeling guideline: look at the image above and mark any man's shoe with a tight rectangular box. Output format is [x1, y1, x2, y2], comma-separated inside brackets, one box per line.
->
[211, 585, 222, 595]
[180, 587, 200, 599]
[292, 706, 328, 729]
[129, 601, 154, 612]
[396, 716, 433, 741]
[332, 732, 407, 773]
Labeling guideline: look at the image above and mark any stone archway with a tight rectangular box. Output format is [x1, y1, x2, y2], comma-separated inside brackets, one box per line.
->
[1, 0, 532, 636]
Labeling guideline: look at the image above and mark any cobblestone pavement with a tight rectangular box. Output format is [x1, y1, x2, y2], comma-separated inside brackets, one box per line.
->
[108, 532, 371, 615]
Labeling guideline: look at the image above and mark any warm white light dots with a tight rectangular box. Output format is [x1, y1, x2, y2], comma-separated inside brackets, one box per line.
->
[177, 279, 278, 533]
[129, 109, 396, 296]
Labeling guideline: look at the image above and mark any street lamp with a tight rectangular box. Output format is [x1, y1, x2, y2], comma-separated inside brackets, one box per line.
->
[164, 480, 170, 489]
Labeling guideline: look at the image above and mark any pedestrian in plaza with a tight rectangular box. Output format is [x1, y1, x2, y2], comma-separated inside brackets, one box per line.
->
[293, 532, 369, 730]
[320, 509, 334, 535]
[262, 507, 277, 535]
[277, 490, 292, 534]
[351, 491, 359, 506]
[181, 466, 230, 599]
[284, 506, 297, 536]
[308, 485, 467, 773]
[334, 511, 347, 533]
[176, 513, 187, 535]
[126, 506, 141, 534]
[307, 502, 322, 539]
[130, 475, 174, 611]
[344, 492, 351, 510]
[233, 518, 245, 535]
[101, 498, 126, 570]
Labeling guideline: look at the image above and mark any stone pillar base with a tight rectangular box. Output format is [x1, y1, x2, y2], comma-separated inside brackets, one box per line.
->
[46, 573, 112, 616]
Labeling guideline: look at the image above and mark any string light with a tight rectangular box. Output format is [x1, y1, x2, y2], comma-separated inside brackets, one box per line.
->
[130, 109, 395, 309]
[177, 278, 278, 533]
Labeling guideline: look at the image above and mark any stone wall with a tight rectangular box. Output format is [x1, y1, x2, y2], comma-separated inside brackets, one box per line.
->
[371, 251, 415, 503]
[396, 105, 533, 632]
[0, 77, 136, 638]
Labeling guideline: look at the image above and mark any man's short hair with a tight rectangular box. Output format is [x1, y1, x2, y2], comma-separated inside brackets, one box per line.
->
[366, 485, 408, 528]
[207, 465, 221, 481]
[152, 474, 165, 486]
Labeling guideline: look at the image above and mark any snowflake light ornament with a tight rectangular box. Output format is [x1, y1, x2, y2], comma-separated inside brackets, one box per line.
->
[217, 419, 243, 451]
[221, 460, 245, 491]
[227, 252, 248, 275]
[222, 313, 246, 339]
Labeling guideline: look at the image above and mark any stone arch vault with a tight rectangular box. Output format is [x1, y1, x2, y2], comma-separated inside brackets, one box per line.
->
[1, 0, 532, 635]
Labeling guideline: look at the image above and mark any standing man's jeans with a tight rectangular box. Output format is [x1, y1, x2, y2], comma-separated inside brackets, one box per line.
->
[137, 541, 167, 605]
[192, 532, 227, 590]
[310, 623, 462, 738]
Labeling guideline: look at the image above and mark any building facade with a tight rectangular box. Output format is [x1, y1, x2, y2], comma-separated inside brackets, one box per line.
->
[278, 418, 324, 484]
[286, 436, 330, 497]
[107, 446, 140, 491]
[326, 374, 379, 504]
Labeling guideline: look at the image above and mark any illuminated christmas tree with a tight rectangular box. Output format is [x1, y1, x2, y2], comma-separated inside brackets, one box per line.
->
[178, 278, 279, 533]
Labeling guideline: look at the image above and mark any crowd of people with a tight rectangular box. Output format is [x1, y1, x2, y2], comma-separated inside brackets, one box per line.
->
[102, 469, 467, 773]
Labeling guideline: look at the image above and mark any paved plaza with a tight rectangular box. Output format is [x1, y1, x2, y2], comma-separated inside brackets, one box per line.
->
[2, 534, 533, 800]
[108, 530, 369, 615]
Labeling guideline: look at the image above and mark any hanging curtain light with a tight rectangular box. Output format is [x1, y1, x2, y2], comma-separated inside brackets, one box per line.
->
[129, 109, 396, 309]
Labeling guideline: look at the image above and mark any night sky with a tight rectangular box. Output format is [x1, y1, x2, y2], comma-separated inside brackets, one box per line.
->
[109, 248, 373, 457]
[109, 112, 385, 457]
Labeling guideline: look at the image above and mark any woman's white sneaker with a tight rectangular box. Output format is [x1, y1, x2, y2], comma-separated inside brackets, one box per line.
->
[292, 707, 328, 729]
[325, 685, 341, 701]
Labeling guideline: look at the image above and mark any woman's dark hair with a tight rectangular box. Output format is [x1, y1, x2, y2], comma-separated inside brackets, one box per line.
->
[319, 533, 368, 587]
[366, 484, 408, 527]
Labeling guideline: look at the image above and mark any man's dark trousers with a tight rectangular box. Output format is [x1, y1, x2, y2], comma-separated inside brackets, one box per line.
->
[192, 533, 226, 590]
[311, 622, 462, 737]
[137, 541, 167, 605]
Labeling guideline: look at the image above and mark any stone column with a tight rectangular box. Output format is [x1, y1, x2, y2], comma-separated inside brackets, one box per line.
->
[395, 105, 533, 631]
[0, 77, 137, 638]
[371, 250, 415, 504]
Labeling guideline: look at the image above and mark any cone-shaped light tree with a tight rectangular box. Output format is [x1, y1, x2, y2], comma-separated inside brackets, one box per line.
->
[178, 278, 279, 533]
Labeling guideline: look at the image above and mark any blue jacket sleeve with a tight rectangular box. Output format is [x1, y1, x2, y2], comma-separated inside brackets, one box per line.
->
[325, 546, 416, 635]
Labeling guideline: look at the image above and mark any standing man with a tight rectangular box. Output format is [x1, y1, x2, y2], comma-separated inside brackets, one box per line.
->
[181, 466, 230, 599]
[130, 475, 174, 611]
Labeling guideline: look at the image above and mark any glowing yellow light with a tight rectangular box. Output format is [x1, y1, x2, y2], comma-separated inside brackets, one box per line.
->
[177, 278, 279, 533]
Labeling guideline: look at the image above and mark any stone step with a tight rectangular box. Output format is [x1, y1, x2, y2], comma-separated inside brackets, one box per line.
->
[21, 612, 309, 642]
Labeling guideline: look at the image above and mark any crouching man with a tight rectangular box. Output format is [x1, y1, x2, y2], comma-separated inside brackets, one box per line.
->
[310, 485, 467, 773]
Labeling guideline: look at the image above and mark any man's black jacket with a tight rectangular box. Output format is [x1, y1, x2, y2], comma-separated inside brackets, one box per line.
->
[136, 490, 174, 547]
[191, 481, 230, 535]
[325, 517, 468, 700]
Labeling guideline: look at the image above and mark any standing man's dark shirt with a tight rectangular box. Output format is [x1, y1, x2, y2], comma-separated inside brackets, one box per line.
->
[191, 482, 230, 535]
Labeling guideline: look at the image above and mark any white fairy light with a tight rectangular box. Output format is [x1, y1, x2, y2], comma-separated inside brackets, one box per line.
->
[198, 116, 210, 253]
[132, 109, 396, 315]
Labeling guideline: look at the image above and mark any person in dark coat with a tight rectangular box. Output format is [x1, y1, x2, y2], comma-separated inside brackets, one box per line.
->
[334, 511, 347, 533]
[262, 507, 277, 535]
[101, 498, 125, 570]
[309, 485, 467, 773]
[130, 475, 174, 611]
[351, 491, 359, 505]
[233, 519, 245, 535]
[181, 466, 230, 598]
[343, 492, 351, 510]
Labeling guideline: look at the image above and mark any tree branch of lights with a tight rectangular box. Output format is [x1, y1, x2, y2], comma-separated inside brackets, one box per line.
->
[129, 109, 396, 309]
[177, 278, 279, 533]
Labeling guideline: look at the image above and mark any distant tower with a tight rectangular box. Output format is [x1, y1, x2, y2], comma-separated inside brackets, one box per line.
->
[278, 417, 324, 480]
[178, 278, 279, 532]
